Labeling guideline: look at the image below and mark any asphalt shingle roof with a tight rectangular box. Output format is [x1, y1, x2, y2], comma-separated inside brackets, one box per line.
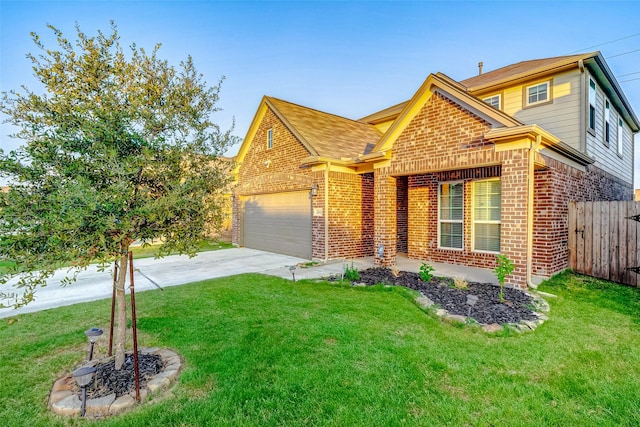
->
[460, 52, 596, 89]
[267, 97, 382, 159]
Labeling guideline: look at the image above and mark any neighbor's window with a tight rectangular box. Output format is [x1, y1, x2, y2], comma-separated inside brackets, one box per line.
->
[618, 118, 624, 156]
[604, 100, 611, 144]
[526, 81, 549, 106]
[473, 179, 501, 253]
[438, 182, 463, 249]
[483, 95, 501, 110]
[267, 128, 273, 149]
[589, 79, 596, 132]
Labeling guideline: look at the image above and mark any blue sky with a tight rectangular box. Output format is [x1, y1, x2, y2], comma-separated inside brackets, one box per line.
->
[2, 0, 640, 186]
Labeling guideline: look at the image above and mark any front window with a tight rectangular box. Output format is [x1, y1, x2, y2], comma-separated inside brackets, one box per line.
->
[267, 128, 273, 149]
[589, 79, 596, 132]
[483, 95, 501, 110]
[438, 182, 463, 249]
[473, 180, 501, 253]
[526, 82, 549, 106]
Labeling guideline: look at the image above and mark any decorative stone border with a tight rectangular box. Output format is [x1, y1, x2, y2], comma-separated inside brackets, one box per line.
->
[414, 290, 552, 333]
[49, 347, 182, 418]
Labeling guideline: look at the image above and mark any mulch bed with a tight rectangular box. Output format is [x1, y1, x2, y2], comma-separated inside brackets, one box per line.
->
[86, 353, 163, 399]
[345, 267, 538, 325]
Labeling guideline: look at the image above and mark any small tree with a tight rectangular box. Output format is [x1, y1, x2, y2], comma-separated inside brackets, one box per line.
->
[0, 22, 237, 369]
[494, 255, 515, 303]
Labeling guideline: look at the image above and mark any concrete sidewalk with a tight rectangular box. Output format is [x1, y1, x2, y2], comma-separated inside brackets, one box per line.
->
[1, 248, 497, 319]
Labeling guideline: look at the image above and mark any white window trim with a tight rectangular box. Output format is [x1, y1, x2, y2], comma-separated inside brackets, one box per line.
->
[437, 181, 464, 251]
[267, 128, 273, 150]
[472, 178, 501, 254]
[617, 118, 624, 157]
[525, 81, 551, 107]
[483, 94, 501, 110]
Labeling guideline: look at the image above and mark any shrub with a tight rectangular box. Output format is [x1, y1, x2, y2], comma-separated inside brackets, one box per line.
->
[419, 263, 434, 282]
[494, 255, 515, 303]
[454, 277, 468, 289]
[344, 263, 360, 282]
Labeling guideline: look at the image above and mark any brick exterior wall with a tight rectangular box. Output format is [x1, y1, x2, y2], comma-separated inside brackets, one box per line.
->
[375, 93, 532, 285]
[532, 155, 633, 277]
[233, 105, 375, 261]
[232, 107, 314, 247]
[326, 171, 374, 259]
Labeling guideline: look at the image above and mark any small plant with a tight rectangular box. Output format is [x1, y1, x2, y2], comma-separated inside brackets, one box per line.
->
[454, 277, 468, 290]
[419, 263, 435, 282]
[391, 265, 400, 277]
[494, 255, 515, 303]
[344, 263, 360, 282]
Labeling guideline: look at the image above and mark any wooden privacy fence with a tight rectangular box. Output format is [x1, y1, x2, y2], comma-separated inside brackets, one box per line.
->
[568, 200, 640, 287]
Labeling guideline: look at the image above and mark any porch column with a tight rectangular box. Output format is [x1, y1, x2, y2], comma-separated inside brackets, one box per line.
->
[500, 149, 529, 288]
[374, 170, 397, 266]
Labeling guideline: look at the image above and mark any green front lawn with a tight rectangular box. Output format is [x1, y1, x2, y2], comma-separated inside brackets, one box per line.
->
[0, 271, 639, 426]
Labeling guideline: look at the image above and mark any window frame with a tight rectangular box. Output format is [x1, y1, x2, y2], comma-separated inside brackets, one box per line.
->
[472, 179, 501, 254]
[437, 181, 464, 251]
[267, 128, 273, 150]
[524, 80, 552, 108]
[617, 118, 624, 158]
[483, 94, 501, 110]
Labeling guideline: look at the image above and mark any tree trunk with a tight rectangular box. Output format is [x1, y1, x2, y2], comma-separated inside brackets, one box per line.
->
[114, 249, 129, 370]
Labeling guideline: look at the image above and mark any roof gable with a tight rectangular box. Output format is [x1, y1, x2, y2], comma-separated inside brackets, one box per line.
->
[234, 97, 381, 170]
[266, 97, 382, 160]
[371, 73, 521, 154]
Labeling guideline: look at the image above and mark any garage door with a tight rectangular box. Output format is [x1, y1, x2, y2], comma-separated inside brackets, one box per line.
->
[241, 191, 312, 259]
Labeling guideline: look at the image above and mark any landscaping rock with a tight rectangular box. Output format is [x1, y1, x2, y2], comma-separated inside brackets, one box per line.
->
[110, 394, 136, 415]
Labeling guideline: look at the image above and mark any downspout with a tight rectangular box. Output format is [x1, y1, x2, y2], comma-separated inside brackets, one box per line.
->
[324, 162, 330, 262]
[527, 135, 543, 288]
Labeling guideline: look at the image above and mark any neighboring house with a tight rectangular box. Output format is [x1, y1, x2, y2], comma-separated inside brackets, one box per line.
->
[232, 52, 639, 287]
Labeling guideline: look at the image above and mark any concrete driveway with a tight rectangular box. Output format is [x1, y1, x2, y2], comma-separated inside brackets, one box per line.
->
[0, 247, 497, 319]
[0, 248, 313, 319]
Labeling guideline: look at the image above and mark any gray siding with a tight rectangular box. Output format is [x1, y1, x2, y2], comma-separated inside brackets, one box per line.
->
[586, 72, 633, 185]
[509, 70, 582, 151]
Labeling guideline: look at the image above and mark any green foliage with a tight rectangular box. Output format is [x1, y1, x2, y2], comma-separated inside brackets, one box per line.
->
[0, 22, 238, 308]
[1, 272, 640, 425]
[494, 254, 515, 303]
[419, 263, 434, 282]
[344, 262, 360, 282]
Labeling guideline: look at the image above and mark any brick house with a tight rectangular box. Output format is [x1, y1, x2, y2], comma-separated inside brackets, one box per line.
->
[232, 52, 639, 287]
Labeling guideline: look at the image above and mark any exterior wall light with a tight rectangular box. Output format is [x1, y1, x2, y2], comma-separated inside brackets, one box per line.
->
[311, 184, 318, 196]
[378, 244, 384, 258]
[72, 366, 96, 417]
[84, 327, 103, 361]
